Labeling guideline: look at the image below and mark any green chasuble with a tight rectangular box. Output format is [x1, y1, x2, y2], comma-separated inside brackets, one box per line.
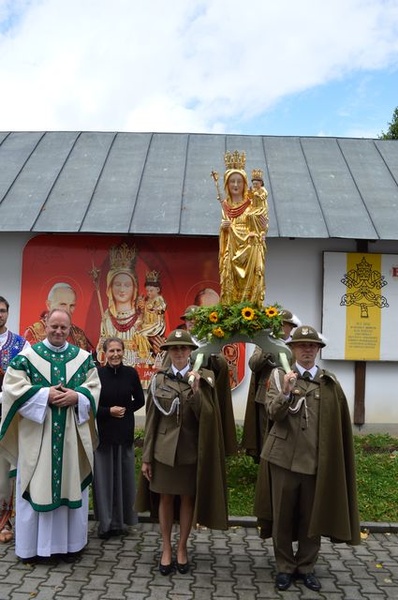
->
[0, 342, 100, 512]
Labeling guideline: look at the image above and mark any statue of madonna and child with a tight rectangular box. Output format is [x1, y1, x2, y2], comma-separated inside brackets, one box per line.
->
[188, 150, 291, 370]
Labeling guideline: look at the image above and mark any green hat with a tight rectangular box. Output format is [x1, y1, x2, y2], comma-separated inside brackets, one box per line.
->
[280, 310, 296, 326]
[160, 329, 198, 350]
[287, 325, 326, 348]
[180, 305, 198, 320]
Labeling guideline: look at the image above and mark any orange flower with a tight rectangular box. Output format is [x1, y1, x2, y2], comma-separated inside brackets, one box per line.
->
[241, 307, 255, 321]
[209, 311, 219, 323]
[265, 306, 278, 318]
[213, 327, 225, 338]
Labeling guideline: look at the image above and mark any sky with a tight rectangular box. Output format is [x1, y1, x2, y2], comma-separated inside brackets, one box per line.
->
[0, 0, 397, 138]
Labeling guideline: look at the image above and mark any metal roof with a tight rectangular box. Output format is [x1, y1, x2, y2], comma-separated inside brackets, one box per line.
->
[0, 131, 397, 239]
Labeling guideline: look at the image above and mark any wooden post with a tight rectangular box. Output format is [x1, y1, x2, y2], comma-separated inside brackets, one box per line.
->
[353, 240, 368, 425]
[353, 361, 366, 425]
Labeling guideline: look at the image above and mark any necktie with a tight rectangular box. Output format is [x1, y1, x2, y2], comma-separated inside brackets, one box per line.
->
[176, 372, 183, 380]
[302, 371, 312, 381]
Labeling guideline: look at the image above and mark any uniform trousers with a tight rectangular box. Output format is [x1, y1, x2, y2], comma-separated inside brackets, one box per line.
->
[269, 462, 320, 574]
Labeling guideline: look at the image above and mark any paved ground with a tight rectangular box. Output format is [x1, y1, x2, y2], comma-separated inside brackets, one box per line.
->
[0, 519, 398, 600]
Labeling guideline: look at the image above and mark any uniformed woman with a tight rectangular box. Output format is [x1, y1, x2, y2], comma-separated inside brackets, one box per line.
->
[139, 329, 228, 576]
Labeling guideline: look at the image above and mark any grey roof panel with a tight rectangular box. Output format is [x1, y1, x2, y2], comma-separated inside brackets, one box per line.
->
[132, 133, 188, 234]
[182, 133, 226, 236]
[0, 132, 79, 231]
[0, 131, 397, 240]
[375, 139, 398, 181]
[0, 132, 10, 145]
[262, 137, 327, 238]
[33, 132, 115, 232]
[300, 138, 378, 239]
[338, 138, 398, 240]
[0, 132, 44, 230]
[82, 132, 152, 233]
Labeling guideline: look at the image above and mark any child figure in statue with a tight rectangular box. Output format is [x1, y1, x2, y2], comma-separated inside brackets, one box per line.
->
[217, 151, 268, 307]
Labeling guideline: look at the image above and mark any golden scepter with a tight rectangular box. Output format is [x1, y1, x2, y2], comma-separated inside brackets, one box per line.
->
[211, 170, 223, 203]
[89, 260, 113, 352]
[89, 261, 105, 321]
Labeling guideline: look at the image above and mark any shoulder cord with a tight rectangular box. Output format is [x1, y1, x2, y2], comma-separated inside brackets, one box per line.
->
[272, 369, 308, 424]
[150, 373, 180, 421]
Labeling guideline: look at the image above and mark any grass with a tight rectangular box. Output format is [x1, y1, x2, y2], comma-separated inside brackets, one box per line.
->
[134, 428, 398, 523]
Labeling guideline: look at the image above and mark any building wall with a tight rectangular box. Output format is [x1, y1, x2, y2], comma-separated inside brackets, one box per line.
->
[2, 232, 398, 433]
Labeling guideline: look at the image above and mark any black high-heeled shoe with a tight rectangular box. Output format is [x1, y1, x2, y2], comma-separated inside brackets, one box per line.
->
[159, 561, 175, 576]
[176, 561, 190, 574]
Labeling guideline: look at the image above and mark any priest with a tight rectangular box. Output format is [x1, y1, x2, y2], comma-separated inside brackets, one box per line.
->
[0, 308, 101, 563]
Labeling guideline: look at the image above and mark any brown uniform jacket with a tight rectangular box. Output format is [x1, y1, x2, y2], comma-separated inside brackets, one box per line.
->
[141, 369, 202, 467]
[254, 366, 361, 545]
[136, 366, 228, 530]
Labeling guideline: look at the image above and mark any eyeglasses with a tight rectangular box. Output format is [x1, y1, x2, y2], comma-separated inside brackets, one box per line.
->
[0, 309, 8, 314]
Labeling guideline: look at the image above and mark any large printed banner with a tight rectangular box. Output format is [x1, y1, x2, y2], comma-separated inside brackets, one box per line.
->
[322, 252, 398, 361]
[20, 234, 246, 388]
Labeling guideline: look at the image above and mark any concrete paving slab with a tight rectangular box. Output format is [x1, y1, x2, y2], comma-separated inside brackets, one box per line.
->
[0, 521, 397, 599]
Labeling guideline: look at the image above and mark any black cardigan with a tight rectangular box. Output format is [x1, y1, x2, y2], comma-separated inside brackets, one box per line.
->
[97, 363, 145, 445]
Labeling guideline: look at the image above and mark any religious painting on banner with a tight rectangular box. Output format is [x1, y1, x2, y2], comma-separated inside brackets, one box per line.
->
[322, 252, 398, 361]
[20, 234, 246, 389]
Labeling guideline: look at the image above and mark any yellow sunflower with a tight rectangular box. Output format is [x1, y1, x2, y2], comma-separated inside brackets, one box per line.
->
[209, 311, 219, 323]
[241, 307, 255, 321]
[213, 327, 225, 338]
[265, 306, 278, 318]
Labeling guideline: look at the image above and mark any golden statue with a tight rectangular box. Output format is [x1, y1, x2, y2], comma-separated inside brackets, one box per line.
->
[212, 151, 269, 307]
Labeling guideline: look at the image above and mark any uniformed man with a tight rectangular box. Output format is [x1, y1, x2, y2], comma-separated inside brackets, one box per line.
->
[254, 325, 360, 592]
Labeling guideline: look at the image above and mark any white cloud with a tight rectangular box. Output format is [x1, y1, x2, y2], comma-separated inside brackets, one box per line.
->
[0, 0, 397, 133]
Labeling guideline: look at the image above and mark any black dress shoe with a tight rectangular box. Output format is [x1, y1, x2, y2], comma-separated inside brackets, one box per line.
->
[159, 561, 175, 576]
[176, 561, 190, 574]
[20, 555, 58, 565]
[62, 551, 82, 563]
[109, 528, 124, 537]
[275, 572, 293, 591]
[20, 556, 43, 565]
[19, 556, 38, 564]
[301, 572, 321, 591]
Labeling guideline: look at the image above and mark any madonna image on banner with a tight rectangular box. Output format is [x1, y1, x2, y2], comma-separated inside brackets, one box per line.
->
[20, 234, 245, 389]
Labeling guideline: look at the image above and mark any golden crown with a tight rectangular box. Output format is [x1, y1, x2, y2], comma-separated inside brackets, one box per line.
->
[224, 150, 246, 171]
[145, 270, 161, 286]
[251, 168, 263, 181]
[109, 243, 137, 270]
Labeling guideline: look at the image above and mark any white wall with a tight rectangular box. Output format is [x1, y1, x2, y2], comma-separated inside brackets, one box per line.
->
[2, 233, 398, 432]
[0, 233, 33, 331]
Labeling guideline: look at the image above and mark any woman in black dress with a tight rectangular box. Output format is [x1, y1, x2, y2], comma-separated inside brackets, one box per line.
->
[93, 337, 145, 538]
